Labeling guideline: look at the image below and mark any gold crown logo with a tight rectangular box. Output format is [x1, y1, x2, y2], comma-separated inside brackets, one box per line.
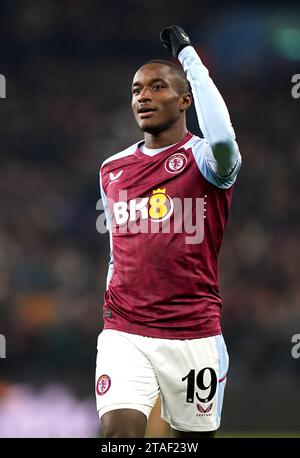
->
[152, 188, 166, 195]
[153, 188, 166, 194]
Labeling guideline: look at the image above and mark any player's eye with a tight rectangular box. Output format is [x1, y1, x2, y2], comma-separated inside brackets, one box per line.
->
[152, 84, 162, 91]
[132, 87, 141, 95]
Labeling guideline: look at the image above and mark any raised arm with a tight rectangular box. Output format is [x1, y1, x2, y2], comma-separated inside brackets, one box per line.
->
[160, 25, 241, 179]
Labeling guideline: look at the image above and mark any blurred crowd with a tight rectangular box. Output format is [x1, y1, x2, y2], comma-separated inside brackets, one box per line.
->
[0, 381, 99, 437]
[0, 0, 299, 436]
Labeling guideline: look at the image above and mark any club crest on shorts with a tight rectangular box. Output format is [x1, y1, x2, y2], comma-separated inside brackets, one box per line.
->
[96, 374, 111, 396]
[164, 152, 187, 174]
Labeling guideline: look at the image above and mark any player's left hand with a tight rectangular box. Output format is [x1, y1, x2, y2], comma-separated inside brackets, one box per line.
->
[160, 25, 192, 58]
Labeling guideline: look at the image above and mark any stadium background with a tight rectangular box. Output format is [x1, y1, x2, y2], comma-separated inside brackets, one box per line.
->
[0, 0, 299, 437]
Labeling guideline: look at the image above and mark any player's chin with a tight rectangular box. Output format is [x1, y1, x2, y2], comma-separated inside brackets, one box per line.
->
[139, 120, 167, 135]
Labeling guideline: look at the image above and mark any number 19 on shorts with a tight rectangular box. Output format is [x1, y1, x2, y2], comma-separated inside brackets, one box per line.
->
[182, 368, 217, 403]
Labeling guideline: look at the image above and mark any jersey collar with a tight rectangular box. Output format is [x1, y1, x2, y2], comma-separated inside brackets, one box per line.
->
[135, 132, 193, 161]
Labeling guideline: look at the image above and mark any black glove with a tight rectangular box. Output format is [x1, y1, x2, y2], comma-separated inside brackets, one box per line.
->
[160, 25, 192, 58]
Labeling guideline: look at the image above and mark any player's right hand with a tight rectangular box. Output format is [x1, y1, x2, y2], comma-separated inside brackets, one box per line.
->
[160, 25, 192, 58]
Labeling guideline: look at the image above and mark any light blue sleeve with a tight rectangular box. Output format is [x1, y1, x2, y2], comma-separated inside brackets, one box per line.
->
[99, 169, 114, 290]
[192, 139, 241, 189]
[178, 46, 242, 187]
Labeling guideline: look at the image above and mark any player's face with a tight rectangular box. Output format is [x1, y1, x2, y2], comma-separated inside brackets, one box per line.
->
[131, 64, 188, 134]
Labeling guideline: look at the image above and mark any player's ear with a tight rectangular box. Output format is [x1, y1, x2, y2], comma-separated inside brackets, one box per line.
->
[179, 93, 192, 112]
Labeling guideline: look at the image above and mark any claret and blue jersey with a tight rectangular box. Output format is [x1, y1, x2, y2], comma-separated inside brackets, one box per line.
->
[99, 46, 242, 340]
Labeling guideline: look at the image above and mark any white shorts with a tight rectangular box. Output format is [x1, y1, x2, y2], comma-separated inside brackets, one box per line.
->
[95, 329, 229, 432]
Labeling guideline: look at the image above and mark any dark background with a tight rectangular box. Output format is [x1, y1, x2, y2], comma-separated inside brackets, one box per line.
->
[0, 0, 299, 437]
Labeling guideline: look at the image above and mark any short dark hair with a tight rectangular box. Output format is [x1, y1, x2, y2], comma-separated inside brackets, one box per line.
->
[143, 59, 191, 94]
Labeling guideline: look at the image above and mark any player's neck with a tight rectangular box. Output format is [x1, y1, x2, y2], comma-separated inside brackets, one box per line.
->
[143, 125, 188, 149]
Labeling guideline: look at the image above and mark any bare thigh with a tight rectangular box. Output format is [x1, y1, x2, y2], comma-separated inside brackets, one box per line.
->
[101, 409, 147, 438]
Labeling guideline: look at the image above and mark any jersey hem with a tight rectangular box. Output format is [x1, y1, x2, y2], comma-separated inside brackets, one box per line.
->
[103, 322, 222, 340]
